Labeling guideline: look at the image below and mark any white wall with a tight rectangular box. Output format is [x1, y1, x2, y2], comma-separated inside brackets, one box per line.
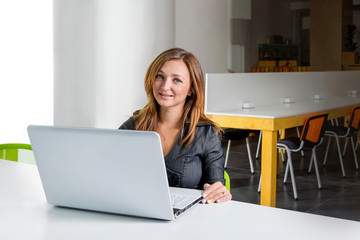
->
[0, 0, 53, 143]
[54, 0, 231, 129]
[175, 0, 229, 73]
[229, 0, 251, 72]
[54, 0, 174, 128]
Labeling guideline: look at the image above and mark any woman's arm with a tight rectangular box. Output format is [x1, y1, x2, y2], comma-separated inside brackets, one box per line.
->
[200, 125, 232, 203]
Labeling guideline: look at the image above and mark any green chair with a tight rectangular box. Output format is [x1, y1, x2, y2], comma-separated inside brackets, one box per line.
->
[224, 171, 230, 192]
[0, 143, 35, 164]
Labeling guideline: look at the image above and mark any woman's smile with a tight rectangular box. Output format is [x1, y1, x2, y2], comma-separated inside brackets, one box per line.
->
[159, 92, 174, 98]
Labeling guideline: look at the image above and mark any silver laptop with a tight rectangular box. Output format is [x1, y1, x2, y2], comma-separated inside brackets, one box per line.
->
[27, 125, 203, 220]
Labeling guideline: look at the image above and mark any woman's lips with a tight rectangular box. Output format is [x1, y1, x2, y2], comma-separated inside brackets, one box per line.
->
[159, 92, 173, 97]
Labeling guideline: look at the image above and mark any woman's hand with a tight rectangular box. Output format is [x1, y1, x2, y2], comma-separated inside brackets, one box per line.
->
[201, 181, 232, 204]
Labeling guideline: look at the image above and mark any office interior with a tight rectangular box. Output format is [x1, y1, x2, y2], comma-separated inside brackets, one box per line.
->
[1, 0, 360, 223]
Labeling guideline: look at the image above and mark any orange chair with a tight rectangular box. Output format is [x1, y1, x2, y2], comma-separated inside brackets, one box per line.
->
[323, 105, 360, 177]
[258, 113, 328, 200]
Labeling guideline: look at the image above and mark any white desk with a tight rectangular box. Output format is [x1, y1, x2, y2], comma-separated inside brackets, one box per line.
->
[1, 159, 360, 240]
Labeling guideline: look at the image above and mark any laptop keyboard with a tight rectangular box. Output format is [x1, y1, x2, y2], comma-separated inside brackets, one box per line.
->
[170, 194, 189, 207]
[169, 187, 203, 208]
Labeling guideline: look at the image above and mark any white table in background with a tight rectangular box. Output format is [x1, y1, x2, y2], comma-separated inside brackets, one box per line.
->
[205, 71, 360, 207]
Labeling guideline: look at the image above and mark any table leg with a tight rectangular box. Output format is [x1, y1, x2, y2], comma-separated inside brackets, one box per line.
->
[260, 130, 278, 207]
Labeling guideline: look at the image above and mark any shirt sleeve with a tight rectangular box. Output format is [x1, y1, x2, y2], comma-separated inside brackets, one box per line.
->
[118, 117, 136, 130]
[200, 125, 225, 186]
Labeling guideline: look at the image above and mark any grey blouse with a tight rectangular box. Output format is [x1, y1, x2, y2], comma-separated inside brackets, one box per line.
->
[119, 117, 225, 189]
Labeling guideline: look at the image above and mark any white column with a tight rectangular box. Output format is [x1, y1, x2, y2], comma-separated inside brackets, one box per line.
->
[175, 0, 229, 73]
[54, 0, 174, 128]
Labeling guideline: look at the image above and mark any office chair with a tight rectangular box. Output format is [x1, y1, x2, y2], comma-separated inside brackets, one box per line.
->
[224, 171, 230, 192]
[0, 143, 35, 164]
[256, 128, 303, 161]
[258, 113, 328, 200]
[222, 128, 254, 174]
[323, 105, 360, 177]
[341, 127, 359, 154]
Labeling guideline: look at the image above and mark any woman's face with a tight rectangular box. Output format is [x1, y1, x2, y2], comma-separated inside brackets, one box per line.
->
[152, 60, 191, 111]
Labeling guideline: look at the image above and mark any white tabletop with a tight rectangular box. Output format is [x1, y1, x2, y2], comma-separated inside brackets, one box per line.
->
[206, 96, 360, 119]
[1, 159, 360, 240]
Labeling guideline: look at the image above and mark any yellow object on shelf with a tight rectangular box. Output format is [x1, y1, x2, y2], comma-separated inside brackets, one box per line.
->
[279, 60, 298, 67]
[342, 64, 360, 70]
[342, 52, 359, 65]
[258, 60, 277, 67]
[252, 65, 309, 73]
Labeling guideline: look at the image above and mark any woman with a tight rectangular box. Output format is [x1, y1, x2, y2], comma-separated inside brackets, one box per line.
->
[119, 48, 232, 204]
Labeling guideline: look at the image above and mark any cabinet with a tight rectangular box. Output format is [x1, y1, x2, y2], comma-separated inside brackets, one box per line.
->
[253, 43, 305, 72]
[258, 43, 299, 61]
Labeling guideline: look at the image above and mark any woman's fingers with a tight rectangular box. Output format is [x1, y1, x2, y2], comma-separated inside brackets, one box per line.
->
[203, 183, 211, 191]
[214, 190, 232, 203]
[201, 181, 232, 204]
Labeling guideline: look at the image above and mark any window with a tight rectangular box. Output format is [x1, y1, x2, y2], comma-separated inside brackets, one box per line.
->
[0, 0, 53, 143]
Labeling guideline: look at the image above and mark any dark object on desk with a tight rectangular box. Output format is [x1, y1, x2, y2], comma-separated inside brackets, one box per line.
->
[323, 105, 360, 177]
[222, 128, 254, 174]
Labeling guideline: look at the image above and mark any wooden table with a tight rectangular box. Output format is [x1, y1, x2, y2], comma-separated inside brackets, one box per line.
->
[207, 97, 359, 207]
[205, 71, 360, 207]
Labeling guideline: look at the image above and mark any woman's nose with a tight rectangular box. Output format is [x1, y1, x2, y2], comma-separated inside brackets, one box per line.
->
[161, 78, 172, 90]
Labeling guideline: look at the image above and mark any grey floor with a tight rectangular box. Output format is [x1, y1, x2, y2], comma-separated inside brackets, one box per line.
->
[224, 127, 360, 222]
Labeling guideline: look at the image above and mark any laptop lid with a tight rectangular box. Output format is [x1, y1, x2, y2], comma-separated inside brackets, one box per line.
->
[27, 125, 202, 220]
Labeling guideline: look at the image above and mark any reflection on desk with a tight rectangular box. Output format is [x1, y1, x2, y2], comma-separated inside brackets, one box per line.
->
[1, 160, 360, 240]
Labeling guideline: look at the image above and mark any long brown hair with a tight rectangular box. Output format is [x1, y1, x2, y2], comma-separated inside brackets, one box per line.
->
[133, 48, 220, 146]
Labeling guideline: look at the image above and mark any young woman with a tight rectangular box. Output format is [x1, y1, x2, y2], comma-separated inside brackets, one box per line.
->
[119, 48, 232, 204]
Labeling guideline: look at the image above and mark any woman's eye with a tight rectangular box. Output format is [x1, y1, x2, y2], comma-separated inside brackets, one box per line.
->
[156, 74, 164, 80]
[174, 78, 182, 83]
